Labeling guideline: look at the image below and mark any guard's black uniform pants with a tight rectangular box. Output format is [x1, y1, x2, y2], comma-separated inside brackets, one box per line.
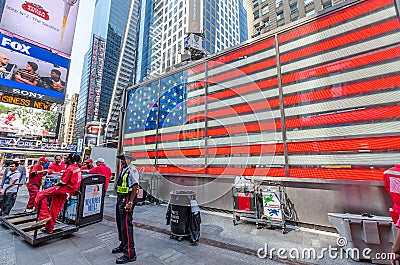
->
[116, 195, 136, 259]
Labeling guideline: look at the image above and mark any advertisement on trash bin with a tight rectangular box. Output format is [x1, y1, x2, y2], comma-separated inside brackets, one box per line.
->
[83, 184, 103, 217]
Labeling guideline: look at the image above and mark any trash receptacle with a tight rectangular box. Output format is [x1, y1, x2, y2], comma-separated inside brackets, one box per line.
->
[167, 190, 196, 241]
[328, 213, 395, 264]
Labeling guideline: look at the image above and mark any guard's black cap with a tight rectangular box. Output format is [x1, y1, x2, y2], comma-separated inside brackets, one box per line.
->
[116, 152, 135, 160]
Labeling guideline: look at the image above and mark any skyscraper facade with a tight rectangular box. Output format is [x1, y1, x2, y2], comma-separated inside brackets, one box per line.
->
[135, 0, 249, 84]
[62, 93, 79, 144]
[247, 0, 340, 38]
[105, 0, 141, 142]
[73, 0, 133, 142]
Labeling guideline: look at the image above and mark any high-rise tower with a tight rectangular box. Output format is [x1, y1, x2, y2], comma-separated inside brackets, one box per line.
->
[135, 0, 249, 84]
[105, 0, 141, 143]
[247, 0, 341, 38]
[73, 0, 134, 144]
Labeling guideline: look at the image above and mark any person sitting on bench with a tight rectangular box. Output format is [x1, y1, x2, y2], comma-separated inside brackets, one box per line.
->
[0, 162, 21, 215]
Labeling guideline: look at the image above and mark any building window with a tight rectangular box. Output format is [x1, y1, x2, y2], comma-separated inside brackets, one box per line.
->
[277, 12, 284, 20]
[304, 0, 313, 5]
[276, 0, 283, 8]
[291, 16, 299, 22]
[262, 6, 269, 15]
[290, 3, 298, 12]
[253, 11, 260, 20]
[253, 0, 259, 8]
[263, 19, 270, 26]
[306, 9, 315, 16]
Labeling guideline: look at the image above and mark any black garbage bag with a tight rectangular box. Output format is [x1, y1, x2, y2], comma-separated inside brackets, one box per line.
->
[166, 203, 172, 225]
[189, 200, 201, 242]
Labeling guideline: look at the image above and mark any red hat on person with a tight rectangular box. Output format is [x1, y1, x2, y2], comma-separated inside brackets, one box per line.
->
[39, 157, 47, 162]
[85, 158, 93, 163]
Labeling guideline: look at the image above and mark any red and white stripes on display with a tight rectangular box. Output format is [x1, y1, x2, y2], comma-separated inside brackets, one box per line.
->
[124, 0, 400, 181]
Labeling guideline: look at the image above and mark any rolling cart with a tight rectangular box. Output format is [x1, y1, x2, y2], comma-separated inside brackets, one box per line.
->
[0, 191, 81, 245]
[232, 179, 262, 227]
[258, 182, 289, 234]
[0, 174, 107, 245]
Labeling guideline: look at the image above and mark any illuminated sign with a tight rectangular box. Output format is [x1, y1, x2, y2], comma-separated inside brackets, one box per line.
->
[83, 184, 103, 217]
[0, 93, 52, 110]
[0, 33, 68, 104]
[0, 137, 76, 150]
[0, 0, 81, 56]
[85, 135, 97, 146]
[187, 0, 203, 34]
[0, 101, 59, 137]
[87, 35, 105, 121]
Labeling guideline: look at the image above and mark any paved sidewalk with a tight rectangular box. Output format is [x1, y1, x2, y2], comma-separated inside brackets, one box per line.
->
[104, 196, 371, 265]
[0, 187, 372, 265]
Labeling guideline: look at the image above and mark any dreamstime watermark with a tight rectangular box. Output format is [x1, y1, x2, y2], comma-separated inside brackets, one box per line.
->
[257, 237, 395, 261]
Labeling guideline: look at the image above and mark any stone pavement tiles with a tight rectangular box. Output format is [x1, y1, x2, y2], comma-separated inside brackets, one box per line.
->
[1, 187, 372, 265]
[0, 217, 282, 265]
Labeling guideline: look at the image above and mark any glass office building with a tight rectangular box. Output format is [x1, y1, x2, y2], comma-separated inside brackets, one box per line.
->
[135, 0, 249, 84]
[105, 0, 141, 142]
[73, 0, 134, 142]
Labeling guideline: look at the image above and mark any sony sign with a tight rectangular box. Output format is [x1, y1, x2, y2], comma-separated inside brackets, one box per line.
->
[12, 88, 45, 99]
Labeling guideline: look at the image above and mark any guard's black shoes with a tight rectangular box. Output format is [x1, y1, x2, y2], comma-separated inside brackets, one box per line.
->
[112, 247, 124, 254]
[116, 255, 136, 264]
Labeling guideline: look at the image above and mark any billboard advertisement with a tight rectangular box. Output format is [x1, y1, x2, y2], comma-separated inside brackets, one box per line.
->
[187, 0, 203, 34]
[83, 184, 103, 217]
[0, 0, 80, 55]
[0, 33, 68, 104]
[87, 35, 105, 121]
[0, 101, 59, 138]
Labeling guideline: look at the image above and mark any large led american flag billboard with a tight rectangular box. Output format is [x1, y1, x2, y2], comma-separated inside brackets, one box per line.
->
[123, 0, 400, 181]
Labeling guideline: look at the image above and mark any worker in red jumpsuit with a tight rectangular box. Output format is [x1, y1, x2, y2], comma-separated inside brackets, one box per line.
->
[81, 158, 94, 170]
[34, 153, 82, 233]
[26, 157, 49, 212]
[383, 164, 400, 264]
[48, 155, 66, 174]
[87, 158, 112, 191]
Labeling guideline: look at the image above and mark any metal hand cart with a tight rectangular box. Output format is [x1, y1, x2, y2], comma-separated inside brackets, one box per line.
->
[258, 181, 290, 234]
[0, 174, 107, 245]
[0, 190, 81, 245]
[232, 181, 262, 227]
